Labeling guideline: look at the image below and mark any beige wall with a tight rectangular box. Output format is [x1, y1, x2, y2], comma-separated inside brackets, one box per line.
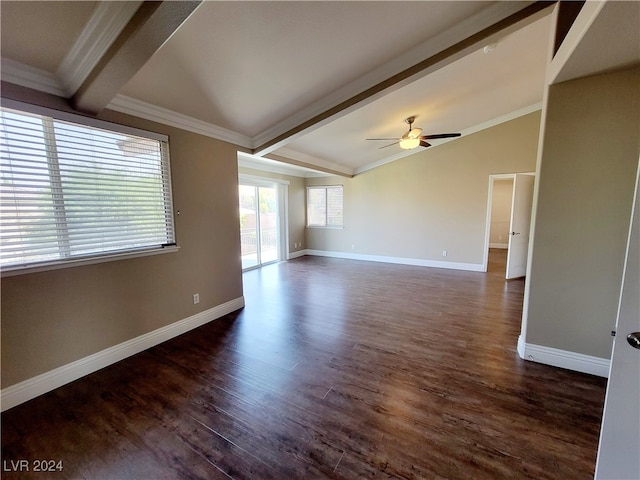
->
[238, 167, 307, 255]
[524, 67, 640, 359]
[306, 112, 540, 266]
[490, 179, 514, 246]
[1, 86, 244, 387]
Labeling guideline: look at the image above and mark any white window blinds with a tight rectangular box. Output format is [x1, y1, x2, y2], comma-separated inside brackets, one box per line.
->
[0, 106, 176, 271]
[307, 185, 343, 227]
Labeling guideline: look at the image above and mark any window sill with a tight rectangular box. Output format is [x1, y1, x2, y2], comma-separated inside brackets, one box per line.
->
[1, 245, 180, 278]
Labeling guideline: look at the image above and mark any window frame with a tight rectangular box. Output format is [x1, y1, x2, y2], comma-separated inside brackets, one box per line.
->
[0, 99, 179, 277]
[306, 185, 344, 229]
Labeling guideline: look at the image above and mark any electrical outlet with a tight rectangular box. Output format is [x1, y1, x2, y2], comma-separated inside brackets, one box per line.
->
[442, 250, 448, 257]
[193, 293, 200, 304]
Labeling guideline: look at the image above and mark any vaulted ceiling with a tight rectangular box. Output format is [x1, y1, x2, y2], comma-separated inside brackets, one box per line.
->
[1, 1, 556, 177]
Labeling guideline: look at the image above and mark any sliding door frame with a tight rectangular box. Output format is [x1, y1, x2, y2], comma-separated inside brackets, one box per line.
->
[239, 174, 289, 271]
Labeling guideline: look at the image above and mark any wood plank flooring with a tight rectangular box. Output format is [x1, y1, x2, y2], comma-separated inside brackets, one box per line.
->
[1, 251, 607, 479]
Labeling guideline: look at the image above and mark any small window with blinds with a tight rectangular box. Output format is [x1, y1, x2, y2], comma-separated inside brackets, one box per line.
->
[306, 185, 343, 227]
[0, 104, 176, 273]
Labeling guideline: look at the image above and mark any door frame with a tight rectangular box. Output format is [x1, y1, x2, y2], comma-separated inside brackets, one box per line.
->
[482, 173, 535, 273]
[239, 174, 289, 271]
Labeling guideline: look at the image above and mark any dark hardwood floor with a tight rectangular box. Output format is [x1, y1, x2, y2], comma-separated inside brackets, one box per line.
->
[2, 250, 607, 479]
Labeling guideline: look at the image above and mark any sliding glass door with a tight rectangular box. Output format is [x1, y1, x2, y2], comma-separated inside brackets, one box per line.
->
[239, 183, 279, 270]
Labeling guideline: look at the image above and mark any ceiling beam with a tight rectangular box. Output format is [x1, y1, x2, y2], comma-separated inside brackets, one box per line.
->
[71, 1, 201, 115]
[253, 1, 555, 157]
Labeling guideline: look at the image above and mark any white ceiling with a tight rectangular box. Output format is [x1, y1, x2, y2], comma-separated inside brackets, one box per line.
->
[0, 1, 556, 177]
[281, 14, 551, 174]
[120, 1, 495, 136]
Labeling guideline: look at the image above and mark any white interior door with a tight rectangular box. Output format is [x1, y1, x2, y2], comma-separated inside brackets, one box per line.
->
[506, 174, 535, 279]
[595, 162, 640, 479]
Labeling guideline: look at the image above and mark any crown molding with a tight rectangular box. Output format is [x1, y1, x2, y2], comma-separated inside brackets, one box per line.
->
[0, 59, 253, 148]
[238, 152, 328, 178]
[273, 147, 354, 177]
[1, 59, 253, 147]
[57, 1, 142, 97]
[107, 95, 253, 148]
[354, 149, 418, 176]
[1, 58, 65, 97]
[461, 102, 542, 138]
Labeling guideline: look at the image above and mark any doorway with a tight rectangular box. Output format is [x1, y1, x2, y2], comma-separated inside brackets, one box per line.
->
[484, 173, 535, 278]
[238, 175, 289, 271]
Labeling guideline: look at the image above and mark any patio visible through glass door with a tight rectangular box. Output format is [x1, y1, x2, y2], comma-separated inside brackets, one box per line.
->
[239, 184, 279, 270]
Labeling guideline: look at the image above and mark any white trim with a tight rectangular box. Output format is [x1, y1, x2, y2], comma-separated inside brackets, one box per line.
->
[239, 173, 289, 186]
[0, 297, 245, 412]
[288, 249, 307, 260]
[107, 95, 253, 148]
[238, 152, 328, 178]
[280, 183, 290, 263]
[275, 147, 354, 177]
[238, 176, 289, 269]
[0, 58, 66, 97]
[354, 149, 420, 176]
[2, 98, 168, 142]
[546, 0, 604, 85]
[489, 243, 509, 249]
[518, 338, 610, 378]
[517, 335, 527, 359]
[1, 245, 179, 278]
[461, 103, 543, 140]
[304, 249, 484, 272]
[57, 1, 142, 96]
[483, 173, 517, 272]
[0, 62, 254, 149]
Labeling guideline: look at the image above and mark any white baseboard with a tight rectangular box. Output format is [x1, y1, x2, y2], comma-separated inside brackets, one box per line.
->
[518, 336, 610, 377]
[517, 335, 526, 358]
[287, 249, 307, 259]
[1, 296, 245, 412]
[304, 249, 485, 272]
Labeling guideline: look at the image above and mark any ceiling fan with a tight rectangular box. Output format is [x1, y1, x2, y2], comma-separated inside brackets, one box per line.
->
[367, 116, 461, 150]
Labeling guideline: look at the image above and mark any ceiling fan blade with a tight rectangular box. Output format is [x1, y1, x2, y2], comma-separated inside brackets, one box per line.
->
[379, 141, 400, 149]
[420, 141, 431, 148]
[366, 138, 401, 141]
[421, 133, 461, 140]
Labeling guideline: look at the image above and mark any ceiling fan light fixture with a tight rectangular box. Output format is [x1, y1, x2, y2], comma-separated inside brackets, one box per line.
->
[407, 127, 422, 139]
[399, 137, 420, 150]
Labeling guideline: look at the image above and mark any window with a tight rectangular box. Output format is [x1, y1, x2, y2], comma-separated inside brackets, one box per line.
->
[0, 104, 176, 273]
[307, 185, 343, 227]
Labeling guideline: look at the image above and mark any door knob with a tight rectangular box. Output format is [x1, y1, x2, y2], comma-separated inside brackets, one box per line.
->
[511, 232, 521, 235]
[627, 332, 640, 350]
